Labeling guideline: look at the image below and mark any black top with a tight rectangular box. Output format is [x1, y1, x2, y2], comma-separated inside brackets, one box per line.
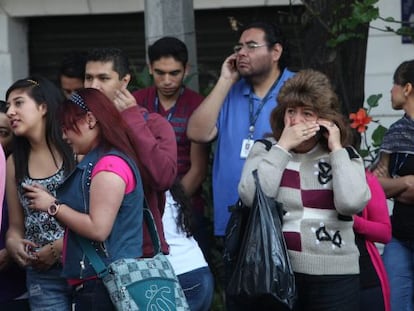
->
[389, 154, 414, 240]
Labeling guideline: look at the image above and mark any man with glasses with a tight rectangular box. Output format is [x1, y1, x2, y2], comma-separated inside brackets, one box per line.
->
[187, 21, 294, 309]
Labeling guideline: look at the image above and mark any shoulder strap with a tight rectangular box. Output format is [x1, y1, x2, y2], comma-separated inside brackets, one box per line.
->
[345, 146, 360, 159]
[143, 204, 161, 253]
[255, 138, 273, 151]
[76, 236, 108, 277]
[76, 205, 161, 277]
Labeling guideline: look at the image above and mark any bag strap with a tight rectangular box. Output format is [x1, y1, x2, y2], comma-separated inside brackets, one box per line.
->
[76, 204, 161, 277]
[255, 138, 273, 151]
[143, 203, 161, 253]
[76, 235, 108, 277]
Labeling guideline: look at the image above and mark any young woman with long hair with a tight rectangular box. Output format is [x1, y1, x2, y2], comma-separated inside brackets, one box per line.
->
[5, 76, 75, 311]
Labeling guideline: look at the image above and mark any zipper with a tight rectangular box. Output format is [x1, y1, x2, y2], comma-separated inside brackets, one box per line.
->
[79, 161, 93, 278]
[79, 254, 86, 279]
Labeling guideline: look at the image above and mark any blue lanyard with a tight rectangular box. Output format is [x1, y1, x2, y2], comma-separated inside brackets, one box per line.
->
[154, 87, 184, 121]
[248, 76, 281, 138]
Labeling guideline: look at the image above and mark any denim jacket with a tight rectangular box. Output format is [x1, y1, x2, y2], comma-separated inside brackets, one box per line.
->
[59, 147, 143, 279]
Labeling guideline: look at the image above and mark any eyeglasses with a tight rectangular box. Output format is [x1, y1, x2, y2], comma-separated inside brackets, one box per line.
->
[233, 42, 267, 53]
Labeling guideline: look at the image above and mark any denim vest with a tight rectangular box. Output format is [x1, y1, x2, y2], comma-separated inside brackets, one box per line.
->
[59, 147, 143, 279]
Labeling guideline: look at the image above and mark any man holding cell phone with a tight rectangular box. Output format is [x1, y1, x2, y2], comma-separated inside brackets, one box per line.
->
[187, 21, 295, 311]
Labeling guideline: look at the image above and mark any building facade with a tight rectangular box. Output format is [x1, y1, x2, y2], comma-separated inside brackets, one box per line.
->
[0, 0, 409, 128]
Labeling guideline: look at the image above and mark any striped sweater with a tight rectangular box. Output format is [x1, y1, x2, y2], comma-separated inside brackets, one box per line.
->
[238, 138, 371, 275]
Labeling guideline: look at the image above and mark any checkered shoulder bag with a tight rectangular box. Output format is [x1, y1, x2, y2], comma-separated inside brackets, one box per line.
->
[77, 208, 190, 311]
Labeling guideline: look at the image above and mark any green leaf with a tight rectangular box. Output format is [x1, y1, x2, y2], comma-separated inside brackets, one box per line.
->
[384, 16, 395, 22]
[350, 1, 379, 25]
[129, 65, 153, 90]
[365, 0, 380, 6]
[366, 94, 382, 108]
[396, 26, 414, 37]
[327, 36, 344, 48]
[359, 149, 370, 158]
[371, 125, 387, 147]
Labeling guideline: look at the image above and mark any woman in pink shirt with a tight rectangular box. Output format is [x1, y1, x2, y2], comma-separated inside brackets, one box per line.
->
[354, 171, 391, 311]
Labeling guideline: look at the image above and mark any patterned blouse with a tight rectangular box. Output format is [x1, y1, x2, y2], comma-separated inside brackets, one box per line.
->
[18, 168, 66, 247]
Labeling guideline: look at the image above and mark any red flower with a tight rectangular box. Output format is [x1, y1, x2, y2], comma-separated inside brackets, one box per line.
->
[349, 108, 372, 133]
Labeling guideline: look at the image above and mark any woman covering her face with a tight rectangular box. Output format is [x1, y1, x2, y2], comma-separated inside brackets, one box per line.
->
[238, 69, 371, 311]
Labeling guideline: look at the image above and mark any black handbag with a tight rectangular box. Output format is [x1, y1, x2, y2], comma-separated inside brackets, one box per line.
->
[226, 170, 296, 309]
[224, 139, 273, 269]
[223, 198, 250, 268]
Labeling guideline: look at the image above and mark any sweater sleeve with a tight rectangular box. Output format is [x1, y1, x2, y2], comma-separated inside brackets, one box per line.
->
[238, 140, 290, 207]
[330, 147, 371, 215]
[121, 105, 177, 191]
[353, 172, 391, 244]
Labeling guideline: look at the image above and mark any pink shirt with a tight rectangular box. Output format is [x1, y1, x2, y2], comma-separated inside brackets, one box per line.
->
[353, 171, 391, 311]
[91, 155, 136, 193]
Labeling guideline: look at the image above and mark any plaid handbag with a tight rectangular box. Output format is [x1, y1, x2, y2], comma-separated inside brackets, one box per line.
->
[77, 208, 190, 311]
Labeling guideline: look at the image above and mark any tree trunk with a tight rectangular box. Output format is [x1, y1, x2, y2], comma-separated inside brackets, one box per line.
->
[300, 0, 369, 115]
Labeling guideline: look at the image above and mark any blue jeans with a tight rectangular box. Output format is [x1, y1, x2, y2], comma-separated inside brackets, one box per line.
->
[72, 278, 115, 311]
[382, 237, 414, 311]
[177, 266, 214, 311]
[26, 265, 72, 311]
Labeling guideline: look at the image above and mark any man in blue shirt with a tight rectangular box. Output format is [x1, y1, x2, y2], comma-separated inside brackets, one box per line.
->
[188, 21, 294, 237]
[187, 21, 295, 310]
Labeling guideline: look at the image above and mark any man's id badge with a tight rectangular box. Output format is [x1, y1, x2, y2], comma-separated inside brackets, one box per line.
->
[240, 138, 254, 159]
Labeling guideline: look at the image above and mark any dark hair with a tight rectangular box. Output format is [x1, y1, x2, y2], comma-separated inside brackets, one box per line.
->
[59, 50, 87, 79]
[271, 69, 351, 149]
[86, 48, 130, 79]
[393, 59, 414, 86]
[5, 76, 75, 184]
[0, 100, 13, 156]
[148, 37, 188, 66]
[0, 100, 7, 113]
[169, 180, 194, 237]
[60, 88, 138, 165]
[240, 21, 290, 70]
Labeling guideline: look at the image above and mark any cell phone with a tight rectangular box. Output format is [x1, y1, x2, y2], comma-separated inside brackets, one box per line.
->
[25, 245, 40, 257]
[231, 59, 237, 70]
[319, 126, 328, 135]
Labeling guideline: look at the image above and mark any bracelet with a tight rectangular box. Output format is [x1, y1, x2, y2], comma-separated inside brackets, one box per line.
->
[49, 242, 60, 262]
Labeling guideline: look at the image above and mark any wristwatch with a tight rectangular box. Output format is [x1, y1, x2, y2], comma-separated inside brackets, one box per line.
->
[48, 200, 61, 216]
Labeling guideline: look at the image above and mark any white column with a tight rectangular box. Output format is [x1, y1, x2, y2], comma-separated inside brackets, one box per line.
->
[144, 0, 199, 91]
[0, 9, 28, 99]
